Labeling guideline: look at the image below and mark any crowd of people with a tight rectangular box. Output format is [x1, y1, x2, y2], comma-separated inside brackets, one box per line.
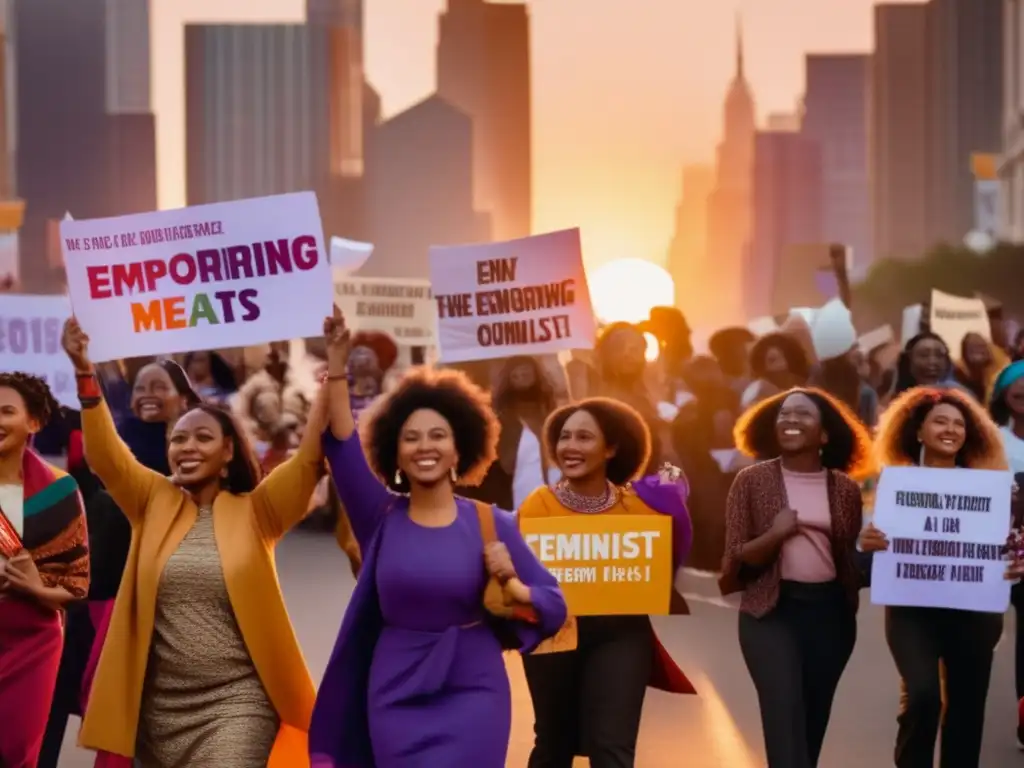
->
[1, 300, 1024, 767]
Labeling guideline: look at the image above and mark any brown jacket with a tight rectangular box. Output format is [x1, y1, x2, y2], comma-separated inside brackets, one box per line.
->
[722, 458, 864, 617]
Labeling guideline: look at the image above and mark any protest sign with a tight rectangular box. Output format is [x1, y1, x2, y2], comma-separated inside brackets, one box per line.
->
[870, 466, 1013, 613]
[520, 514, 672, 616]
[330, 236, 373, 274]
[901, 304, 923, 343]
[332, 272, 435, 345]
[428, 228, 596, 363]
[61, 192, 331, 362]
[0, 294, 77, 408]
[929, 289, 991, 353]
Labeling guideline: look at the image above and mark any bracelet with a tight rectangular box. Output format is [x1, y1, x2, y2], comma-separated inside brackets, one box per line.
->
[78, 396, 101, 410]
[75, 373, 102, 401]
[326, 374, 348, 381]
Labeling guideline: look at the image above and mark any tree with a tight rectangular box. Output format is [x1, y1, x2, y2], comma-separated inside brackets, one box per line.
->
[851, 242, 1024, 331]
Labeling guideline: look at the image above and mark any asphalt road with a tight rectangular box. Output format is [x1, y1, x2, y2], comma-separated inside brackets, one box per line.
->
[56, 530, 1022, 767]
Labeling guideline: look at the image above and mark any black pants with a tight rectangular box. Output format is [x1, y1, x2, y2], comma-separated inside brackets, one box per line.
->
[886, 606, 1002, 768]
[523, 615, 653, 768]
[738, 581, 856, 768]
[1013, 583, 1024, 703]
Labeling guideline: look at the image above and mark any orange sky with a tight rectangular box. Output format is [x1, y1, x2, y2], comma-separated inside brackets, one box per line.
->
[153, 0, 921, 270]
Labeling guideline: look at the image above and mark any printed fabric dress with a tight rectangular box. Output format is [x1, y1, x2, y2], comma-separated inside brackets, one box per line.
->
[309, 430, 567, 768]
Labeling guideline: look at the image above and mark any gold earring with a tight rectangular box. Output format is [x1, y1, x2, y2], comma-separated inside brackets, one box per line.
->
[220, 466, 229, 478]
[450, 466, 458, 483]
[394, 468, 403, 485]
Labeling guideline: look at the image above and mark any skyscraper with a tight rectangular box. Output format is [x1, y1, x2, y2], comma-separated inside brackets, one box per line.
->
[1000, 0, 1024, 240]
[746, 131, 824, 317]
[184, 24, 331, 206]
[307, 0, 364, 178]
[705, 17, 756, 323]
[666, 165, 714, 315]
[802, 54, 872, 275]
[927, 0, 1002, 245]
[870, 3, 931, 261]
[436, 0, 531, 240]
[363, 95, 488, 278]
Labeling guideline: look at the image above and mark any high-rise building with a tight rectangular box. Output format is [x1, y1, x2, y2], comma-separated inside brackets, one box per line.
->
[436, 0, 531, 240]
[184, 24, 331, 206]
[307, 0, 364, 178]
[802, 54, 872, 275]
[105, 0, 150, 115]
[1001, 0, 1024, 240]
[745, 132, 824, 317]
[666, 165, 714, 315]
[705, 17, 756, 323]
[928, 0, 1002, 245]
[871, 3, 932, 261]
[363, 95, 489, 278]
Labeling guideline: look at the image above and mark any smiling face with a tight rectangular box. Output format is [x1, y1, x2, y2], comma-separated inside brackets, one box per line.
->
[397, 408, 458, 487]
[1007, 379, 1024, 419]
[131, 364, 183, 423]
[909, 338, 949, 385]
[555, 409, 615, 482]
[762, 345, 789, 376]
[0, 386, 39, 458]
[775, 392, 826, 456]
[918, 402, 967, 460]
[962, 333, 991, 369]
[167, 409, 233, 488]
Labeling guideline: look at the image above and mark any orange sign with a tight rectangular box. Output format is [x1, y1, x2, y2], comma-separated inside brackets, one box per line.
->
[520, 514, 673, 616]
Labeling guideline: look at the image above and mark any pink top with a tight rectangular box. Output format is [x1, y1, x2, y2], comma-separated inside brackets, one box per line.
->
[779, 468, 836, 583]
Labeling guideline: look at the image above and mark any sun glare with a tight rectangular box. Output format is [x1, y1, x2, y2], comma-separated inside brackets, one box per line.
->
[588, 258, 675, 325]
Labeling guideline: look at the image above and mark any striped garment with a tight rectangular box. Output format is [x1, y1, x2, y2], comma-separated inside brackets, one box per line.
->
[7, 449, 90, 598]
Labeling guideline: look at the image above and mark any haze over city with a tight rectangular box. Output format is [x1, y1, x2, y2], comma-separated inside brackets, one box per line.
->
[153, 0, 915, 269]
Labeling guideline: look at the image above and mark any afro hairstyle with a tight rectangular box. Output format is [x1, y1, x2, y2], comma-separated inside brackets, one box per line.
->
[875, 386, 1007, 471]
[733, 386, 874, 479]
[360, 366, 499, 492]
[542, 397, 652, 486]
[749, 331, 811, 381]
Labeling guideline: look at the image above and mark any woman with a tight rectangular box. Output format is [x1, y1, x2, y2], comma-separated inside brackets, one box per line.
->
[347, 329, 399, 421]
[890, 332, 969, 401]
[184, 350, 238, 405]
[722, 388, 873, 768]
[990, 360, 1024, 746]
[0, 372, 89, 768]
[41, 365, 202, 768]
[62, 319, 324, 768]
[521, 397, 695, 768]
[309, 310, 567, 768]
[860, 387, 1021, 768]
[741, 331, 811, 409]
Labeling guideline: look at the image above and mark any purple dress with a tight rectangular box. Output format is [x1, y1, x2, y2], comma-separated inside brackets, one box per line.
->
[310, 431, 567, 768]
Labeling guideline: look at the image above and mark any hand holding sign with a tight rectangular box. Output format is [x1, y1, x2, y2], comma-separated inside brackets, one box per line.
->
[61, 317, 92, 374]
[859, 522, 890, 553]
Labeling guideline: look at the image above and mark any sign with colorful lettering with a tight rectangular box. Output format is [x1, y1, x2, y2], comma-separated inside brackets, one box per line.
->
[519, 514, 672, 616]
[428, 228, 596, 363]
[60, 192, 331, 361]
[0, 294, 77, 408]
[870, 466, 1013, 613]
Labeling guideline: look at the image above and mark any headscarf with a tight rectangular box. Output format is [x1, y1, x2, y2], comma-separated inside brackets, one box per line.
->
[992, 360, 1024, 402]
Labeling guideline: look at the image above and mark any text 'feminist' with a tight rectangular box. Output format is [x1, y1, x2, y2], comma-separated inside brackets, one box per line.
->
[434, 257, 575, 348]
[82, 236, 319, 333]
[523, 530, 661, 585]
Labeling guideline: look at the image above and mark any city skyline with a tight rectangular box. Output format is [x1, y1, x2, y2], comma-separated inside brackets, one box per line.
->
[153, 0, 914, 270]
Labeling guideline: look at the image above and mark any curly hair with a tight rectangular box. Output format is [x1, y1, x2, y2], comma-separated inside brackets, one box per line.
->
[875, 386, 1007, 470]
[542, 397, 652, 486]
[360, 367, 499, 492]
[733, 387, 874, 479]
[350, 330, 399, 373]
[177, 403, 263, 493]
[749, 332, 811, 381]
[0, 371, 60, 428]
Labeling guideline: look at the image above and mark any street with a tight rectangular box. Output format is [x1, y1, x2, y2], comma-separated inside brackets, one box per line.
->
[57, 530, 1021, 767]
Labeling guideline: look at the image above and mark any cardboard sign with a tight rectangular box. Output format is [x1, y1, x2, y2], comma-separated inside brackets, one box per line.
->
[520, 514, 673, 616]
[929, 289, 991, 353]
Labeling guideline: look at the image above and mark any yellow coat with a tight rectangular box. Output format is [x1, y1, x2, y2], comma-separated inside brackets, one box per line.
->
[78, 400, 320, 766]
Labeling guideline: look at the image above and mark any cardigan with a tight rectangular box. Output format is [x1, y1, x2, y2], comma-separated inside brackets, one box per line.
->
[722, 458, 864, 618]
[77, 399, 320, 766]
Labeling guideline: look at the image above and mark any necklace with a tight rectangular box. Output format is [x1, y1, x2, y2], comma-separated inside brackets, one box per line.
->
[552, 480, 620, 514]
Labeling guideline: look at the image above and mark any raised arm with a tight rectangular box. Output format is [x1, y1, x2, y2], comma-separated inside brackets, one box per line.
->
[61, 318, 161, 524]
[250, 381, 327, 540]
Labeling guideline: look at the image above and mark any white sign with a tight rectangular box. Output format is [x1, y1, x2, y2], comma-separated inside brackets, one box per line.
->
[332, 272, 435, 346]
[428, 228, 596, 364]
[974, 179, 1000, 236]
[870, 466, 1013, 613]
[901, 304, 923, 343]
[0, 294, 77, 409]
[61, 192, 332, 362]
[329, 236, 373, 274]
[929, 288, 991, 353]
